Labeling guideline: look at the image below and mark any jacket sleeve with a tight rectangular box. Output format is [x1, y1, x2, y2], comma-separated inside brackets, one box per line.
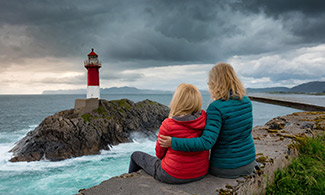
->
[155, 121, 169, 159]
[171, 103, 222, 152]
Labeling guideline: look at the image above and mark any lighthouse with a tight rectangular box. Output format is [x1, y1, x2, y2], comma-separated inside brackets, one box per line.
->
[84, 48, 101, 99]
[74, 49, 101, 115]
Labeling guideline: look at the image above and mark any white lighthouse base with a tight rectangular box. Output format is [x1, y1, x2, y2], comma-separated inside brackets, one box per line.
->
[87, 86, 100, 99]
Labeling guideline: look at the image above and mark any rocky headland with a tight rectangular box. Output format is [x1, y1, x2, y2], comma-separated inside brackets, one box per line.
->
[9, 99, 169, 162]
[78, 111, 325, 195]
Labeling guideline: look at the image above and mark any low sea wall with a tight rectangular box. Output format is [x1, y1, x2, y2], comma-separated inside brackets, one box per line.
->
[78, 112, 325, 195]
[248, 96, 325, 111]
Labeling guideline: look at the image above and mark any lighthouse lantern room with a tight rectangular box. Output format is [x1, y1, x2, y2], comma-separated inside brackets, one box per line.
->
[84, 48, 101, 99]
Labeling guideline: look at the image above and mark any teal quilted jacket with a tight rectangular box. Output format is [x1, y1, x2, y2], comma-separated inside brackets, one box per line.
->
[171, 96, 256, 169]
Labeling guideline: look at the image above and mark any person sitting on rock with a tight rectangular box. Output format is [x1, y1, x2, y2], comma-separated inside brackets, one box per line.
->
[128, 83, 209, 184]
[159, 62, 259, 179]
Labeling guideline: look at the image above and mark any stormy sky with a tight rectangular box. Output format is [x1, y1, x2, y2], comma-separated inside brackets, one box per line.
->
[0, 0, 325, 94]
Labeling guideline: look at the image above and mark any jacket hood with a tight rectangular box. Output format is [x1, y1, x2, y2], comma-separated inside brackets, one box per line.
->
[171, 110, 207, 130]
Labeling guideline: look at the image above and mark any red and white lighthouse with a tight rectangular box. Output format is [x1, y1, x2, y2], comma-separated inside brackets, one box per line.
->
[84, 48, 101, 99]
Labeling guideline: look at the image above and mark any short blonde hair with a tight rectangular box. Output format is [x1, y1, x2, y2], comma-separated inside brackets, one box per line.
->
[169, 83, 202, 118]
[208, 62, 246, 101]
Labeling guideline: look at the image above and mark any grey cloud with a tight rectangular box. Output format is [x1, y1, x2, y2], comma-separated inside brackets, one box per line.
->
[238, 0, 325, 44]
[29, 74, 85, 85]
[0, 68, 143, 85]
[281, 12, 325, 43]
[243, 71, 321, 82]
[0, 0, 325, 79]
[100, 68, 144, 82]
[239, 0, 325, 16]
[230, 44, 325, 84]
[241, 63, 325, 82]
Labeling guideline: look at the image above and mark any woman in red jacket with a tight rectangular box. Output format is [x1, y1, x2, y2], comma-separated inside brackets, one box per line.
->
[128, 83, 209, 184]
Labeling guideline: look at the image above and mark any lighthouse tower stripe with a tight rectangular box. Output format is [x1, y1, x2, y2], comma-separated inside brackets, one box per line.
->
[84, 48, 101, 99]
[87, 67, 100, 86]
[87, 86, 100, 99]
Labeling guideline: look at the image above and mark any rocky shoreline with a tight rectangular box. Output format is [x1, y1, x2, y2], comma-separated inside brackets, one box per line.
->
[7, 98, 325, 194]
[78, 111, 325, 195]
[9, 99, 169, 162]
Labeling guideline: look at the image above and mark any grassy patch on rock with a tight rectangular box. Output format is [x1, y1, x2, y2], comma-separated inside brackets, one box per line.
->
[81, 113, 92, 122]
[315, 116, 325, 130]
[111, 99, 132, 110]
[135, 99, 157, 108]
[266, 133, 325, 195]
[94, 105, 108, 115]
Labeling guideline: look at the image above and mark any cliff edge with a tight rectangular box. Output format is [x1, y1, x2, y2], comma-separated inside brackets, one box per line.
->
[78, 111, 325, 195]
[9, 99, 169, 162]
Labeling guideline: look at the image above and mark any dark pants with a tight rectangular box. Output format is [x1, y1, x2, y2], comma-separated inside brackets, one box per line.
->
[209, 160, 260, 179]
[128, 151, 205, 184]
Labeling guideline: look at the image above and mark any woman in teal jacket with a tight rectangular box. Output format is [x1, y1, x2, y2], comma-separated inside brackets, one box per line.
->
[159, 62, 258, 178]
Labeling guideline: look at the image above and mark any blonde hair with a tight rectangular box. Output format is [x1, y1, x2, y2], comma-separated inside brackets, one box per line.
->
[169, 83, 202, 118]
[208, 62, 246, 101]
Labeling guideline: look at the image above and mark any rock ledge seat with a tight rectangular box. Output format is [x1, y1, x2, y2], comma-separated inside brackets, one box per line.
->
[78, 112, 325, 195]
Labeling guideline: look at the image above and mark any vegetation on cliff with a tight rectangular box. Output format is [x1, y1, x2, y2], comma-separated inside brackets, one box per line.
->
[266, 133, 325, 194]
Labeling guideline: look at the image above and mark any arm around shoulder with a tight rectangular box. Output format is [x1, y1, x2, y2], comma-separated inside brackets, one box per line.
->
[172, 102, 222, 152]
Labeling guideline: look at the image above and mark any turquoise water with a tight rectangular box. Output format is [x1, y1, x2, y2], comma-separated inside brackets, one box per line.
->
[0, 94, 302, 195]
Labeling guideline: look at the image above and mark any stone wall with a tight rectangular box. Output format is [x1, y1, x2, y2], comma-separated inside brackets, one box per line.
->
[248, 96, 325, 111]
[74, 98, 99, 115]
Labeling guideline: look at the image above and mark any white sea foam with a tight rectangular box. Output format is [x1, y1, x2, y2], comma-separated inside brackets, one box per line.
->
[0, 120, 156, 195]
[0, 120, 156, 173]
[0, 133, 156, 172]
[0, 125, 40, 171]
[101, 135, 156, 158]
[0, 125, 37, 144]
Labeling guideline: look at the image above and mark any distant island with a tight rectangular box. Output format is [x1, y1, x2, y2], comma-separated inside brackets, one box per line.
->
[247, 81, 325, 94]
[43, 81, 325, 95]
[43, 86, 172, 95]
[42, 86, 210, 95]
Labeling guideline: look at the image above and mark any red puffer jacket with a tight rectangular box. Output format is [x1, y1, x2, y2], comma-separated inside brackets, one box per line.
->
[155, 110, 209, 179]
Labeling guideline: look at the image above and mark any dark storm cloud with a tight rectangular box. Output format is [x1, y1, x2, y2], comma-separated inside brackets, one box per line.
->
[0, 0, 233, 68]
[240, 0, 325, 16]
[0, 0, 121, 59]
[238, 0, 325, 43]
[0, 0, 325, 82]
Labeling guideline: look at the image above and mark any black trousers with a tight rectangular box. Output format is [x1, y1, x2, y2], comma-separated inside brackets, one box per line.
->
[128, 151, 205, 184]
[209, 160, 260, 179]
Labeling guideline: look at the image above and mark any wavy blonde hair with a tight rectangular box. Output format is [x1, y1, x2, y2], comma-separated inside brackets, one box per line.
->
[208, 62, 246, 101]
[169, 83, 202, 118]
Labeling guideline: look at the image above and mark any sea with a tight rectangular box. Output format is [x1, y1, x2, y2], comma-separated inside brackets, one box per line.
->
[0, 93, 323, 195]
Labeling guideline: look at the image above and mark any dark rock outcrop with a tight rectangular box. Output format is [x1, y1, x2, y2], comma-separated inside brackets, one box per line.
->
[9, 99, 169, 162]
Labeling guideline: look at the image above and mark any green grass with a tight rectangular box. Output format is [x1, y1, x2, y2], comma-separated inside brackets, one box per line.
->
[266, 134, 325, 195]
[81, 113, 92, 122]
[111, 99, 132, 110]
[93, 105, 108, 115]
[135, 100, 158, 108]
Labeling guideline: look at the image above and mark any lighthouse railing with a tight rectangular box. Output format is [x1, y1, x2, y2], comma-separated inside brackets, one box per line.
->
[84, 60, 102, 66]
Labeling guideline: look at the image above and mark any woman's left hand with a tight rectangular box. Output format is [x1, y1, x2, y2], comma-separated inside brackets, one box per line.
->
[158, 135, 172, 148]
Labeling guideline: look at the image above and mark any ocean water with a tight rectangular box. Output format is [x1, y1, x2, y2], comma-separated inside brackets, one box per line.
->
[0, 94, 306, 195]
